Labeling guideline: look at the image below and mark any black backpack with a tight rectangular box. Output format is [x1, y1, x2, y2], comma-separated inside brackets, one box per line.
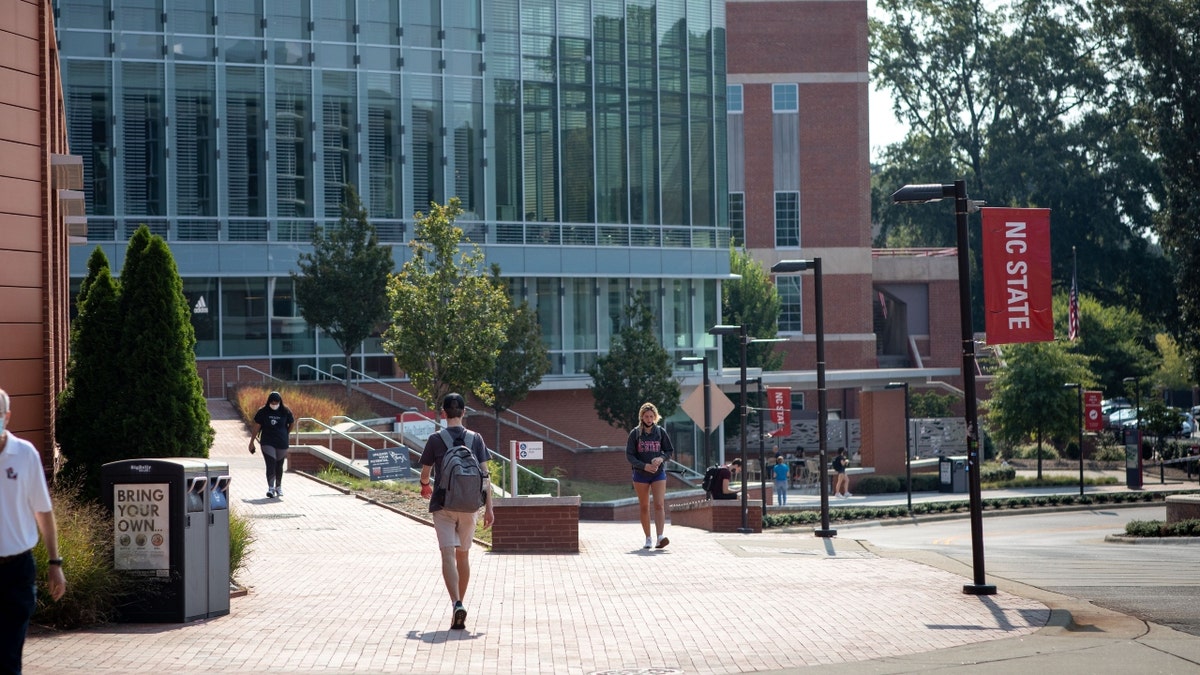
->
[433, 429, 489, 513]
[701, 465, 721, 496]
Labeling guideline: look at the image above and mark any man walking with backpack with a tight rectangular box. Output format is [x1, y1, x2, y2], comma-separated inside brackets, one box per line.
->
[419, 393, 494, 631]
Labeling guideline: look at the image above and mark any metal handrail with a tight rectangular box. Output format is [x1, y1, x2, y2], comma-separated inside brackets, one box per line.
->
[296, 364, 344, 382]
[329, 416, 422, 464]
[329, 364, 425, 408]
[293, 417, 386, 463]
[666, 459, 704, 481]
[486, 448, 561, 497]
[236, 364, 284, 384]
[330, 365, 590, 451]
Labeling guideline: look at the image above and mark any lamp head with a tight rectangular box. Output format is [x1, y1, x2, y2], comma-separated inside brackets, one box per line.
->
[891, 183, 955, 204]
[708, 324, 743, 337]
[770, 259, 814, 274]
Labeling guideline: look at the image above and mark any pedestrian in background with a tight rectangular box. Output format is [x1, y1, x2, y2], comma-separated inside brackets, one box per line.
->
[833, 448, 851, 498]
[626, 402, 675, 549]
[249, 391, 294, 499]
[0, 388, 67, 674]
[772, 455, 790, 505]
[419, 393, 494, 631]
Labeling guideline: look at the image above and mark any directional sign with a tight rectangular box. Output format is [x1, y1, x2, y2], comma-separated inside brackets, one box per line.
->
[680, 382, 736, 432]
[518, 441, 543, 460]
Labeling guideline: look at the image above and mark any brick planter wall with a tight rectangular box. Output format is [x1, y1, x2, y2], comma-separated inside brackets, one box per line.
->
[492, 496, 581, 553]
[579, 485, 770, 521]
[1166, 495, 1200, 524]
[669, 499, 763, 533]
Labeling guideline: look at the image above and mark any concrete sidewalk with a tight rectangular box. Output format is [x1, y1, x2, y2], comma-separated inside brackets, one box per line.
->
[21, 400, 1200, 673]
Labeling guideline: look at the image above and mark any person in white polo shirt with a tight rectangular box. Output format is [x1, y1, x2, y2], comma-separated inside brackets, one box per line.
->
[0, 388, 66, 674]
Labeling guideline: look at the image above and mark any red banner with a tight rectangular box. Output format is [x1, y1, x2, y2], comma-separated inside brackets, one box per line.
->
[980, 208, 1054, 344]
[766, 387, 791, 437]
[1084, 390, 1104, 432]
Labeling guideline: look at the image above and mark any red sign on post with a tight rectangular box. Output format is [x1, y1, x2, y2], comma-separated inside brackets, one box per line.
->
[766, 387, 791, 437]
[981, 208, 1054, 345]
[1084, 390, 1104, 432]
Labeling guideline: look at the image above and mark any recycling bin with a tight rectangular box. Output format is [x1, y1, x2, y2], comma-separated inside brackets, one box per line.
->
[205, 460, 231, 619]
[101, 458, 230, 622]
[939, 455, 969, 494]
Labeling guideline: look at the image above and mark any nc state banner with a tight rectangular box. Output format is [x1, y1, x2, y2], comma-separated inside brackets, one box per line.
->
[981, 208, 1053, 345]
[765, 387, 791, 437]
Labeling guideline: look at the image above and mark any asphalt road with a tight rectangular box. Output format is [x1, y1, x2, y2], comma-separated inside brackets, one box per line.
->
[839, 505, 1200, 637]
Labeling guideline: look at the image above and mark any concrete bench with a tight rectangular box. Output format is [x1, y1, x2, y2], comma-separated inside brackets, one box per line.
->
[1166, 495, 1200, 524]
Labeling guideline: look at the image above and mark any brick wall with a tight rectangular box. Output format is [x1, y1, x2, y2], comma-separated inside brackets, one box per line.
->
[669, 499, 764, 534]
[492, 496, 581, 553]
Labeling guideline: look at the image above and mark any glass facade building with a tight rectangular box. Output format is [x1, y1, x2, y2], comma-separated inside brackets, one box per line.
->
[57, 0, 731, 385]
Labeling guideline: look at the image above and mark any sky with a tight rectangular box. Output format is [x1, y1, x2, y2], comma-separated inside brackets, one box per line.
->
[869, 82, 905, 163]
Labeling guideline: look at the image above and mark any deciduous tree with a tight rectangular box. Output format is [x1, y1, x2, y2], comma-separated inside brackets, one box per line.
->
[294, 186, 393, 393]
[587, 298, 681, 432]
[384, 199, 511, 410]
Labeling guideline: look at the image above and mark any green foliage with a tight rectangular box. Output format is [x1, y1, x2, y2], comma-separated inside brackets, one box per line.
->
[909, 390, 956, 417]
[1009, 444, 1061, 461]
[485, 292, 552, 451]
[57, 262, 125, 501]
[1106, 2, 1200, 381]
[384, 198, 512, 410]
[60, 231, 213, 499]
[1125, 519, 1200, 538]
[293, 186, 393, 392]
[762, 489, 1173, 529]
[228, 505, 255, 584]
[722, 247, 783, 370]
[979, 462, 1016, 482]
[871, 0, 1175, 333]
[854, 475, 902, 495]
[117, 227, 214, 457]
[586, 298, 681, 432]
[1153, 333, 1194, 390]
[1057, 292, 1157, 396]
[33, 483, 131, 629]
[986, 341, 1093, 449]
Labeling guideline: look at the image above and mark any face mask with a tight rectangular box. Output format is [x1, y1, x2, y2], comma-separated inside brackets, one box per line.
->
[269, 403, 280, 411]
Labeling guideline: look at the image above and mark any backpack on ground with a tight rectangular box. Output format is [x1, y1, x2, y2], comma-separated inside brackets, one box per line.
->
[702, 465, 721, 497]
[434, 428, 489, 513]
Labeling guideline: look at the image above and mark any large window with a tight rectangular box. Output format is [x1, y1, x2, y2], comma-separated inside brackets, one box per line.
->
[774, 191, 800, 247]
[221, 277, 268, 356]
[778, 276, 803, 333]
[729, 192, 745, 246]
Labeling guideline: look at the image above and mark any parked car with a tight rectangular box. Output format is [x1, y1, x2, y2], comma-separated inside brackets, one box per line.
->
[1179, 412, 1195, 438]
[1107, 407, 1141, 430]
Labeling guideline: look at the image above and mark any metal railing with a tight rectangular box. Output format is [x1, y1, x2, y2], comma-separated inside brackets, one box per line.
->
[329, 364, 425, 409]
[293, 417, 392, 464]
[486, 448, 561, 497]
[329, 365, 590, 451]
[329, 416, 422, 464]
[296, 364, 344, 382]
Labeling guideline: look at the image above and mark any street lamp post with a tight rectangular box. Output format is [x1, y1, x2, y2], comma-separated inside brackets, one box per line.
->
[1064, 383, 1084, 497]
[678, 355, 711, 469]
[770, 259, 834, 538]
[1123, 376, 1143, 489]
[738, 376, 766, 514]
[891, 181, 995, 595]
[709, 324, 751, 533]
[887, 382, 912, 513]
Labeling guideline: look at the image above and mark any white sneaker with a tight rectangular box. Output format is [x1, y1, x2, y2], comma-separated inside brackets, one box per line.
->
[844, 492, 853, 498]
[275, 486, 284, 497]
[643, 537, 653, 549]
[266, 487, 275, 498]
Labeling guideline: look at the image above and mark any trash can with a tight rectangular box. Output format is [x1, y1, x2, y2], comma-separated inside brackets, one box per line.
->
[101, 458, 229, 622]
[205, 460, 231, 619]
[939, 455, 969, 494]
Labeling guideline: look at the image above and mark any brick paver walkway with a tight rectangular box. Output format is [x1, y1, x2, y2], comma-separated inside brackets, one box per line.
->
[23, 400, 1049, 674]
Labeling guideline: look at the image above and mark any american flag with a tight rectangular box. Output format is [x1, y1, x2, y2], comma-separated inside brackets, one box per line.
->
[1068, 268, 1079, 341]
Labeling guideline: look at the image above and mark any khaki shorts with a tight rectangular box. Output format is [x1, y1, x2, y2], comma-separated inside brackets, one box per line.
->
[432, 509, 478, 550]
